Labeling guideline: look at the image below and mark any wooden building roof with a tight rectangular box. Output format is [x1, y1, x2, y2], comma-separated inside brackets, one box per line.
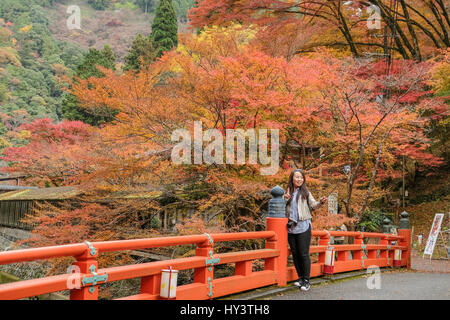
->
[0, 186, 163, 201]
[0, 186, 39, 195]
[0, 174, 27, 181]
[0, 186, 81, 201]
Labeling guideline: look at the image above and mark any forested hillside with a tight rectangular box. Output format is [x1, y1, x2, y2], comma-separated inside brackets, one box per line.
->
[46, 0, 193, 61]
[0, 0, 85, 122]
[0, 0, 195, 153]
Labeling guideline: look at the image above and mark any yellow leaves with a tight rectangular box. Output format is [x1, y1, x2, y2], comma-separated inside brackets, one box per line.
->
[52, 63, 69, 77]
[0, 47, 21, 67]
[31, 95, 46, 106]
[69, 31, 81, 38]
[19, 130, 31, 139]
[429, 50, 450, 94]
[197, 23, 257, 49]
[19, 24, 32, 33]
[0, 27, 12, 42]
[176, 43, 189, 56]
[0, 137, 11, 150]
[176, 23, 257, 65]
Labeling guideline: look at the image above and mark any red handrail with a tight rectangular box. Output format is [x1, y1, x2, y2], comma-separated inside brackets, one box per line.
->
[0, 219, 411, 300]
[0, 231, 276, 265]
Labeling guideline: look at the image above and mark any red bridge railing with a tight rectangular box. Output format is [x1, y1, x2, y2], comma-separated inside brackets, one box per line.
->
[0, 216, 411, 300]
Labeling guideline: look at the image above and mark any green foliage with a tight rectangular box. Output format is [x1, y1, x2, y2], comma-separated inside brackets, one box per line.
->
[0, 83, 7, 103]
[357, 210, 391, 232]
[123, 33, 156, 71]
[0, 122, 7, 136]
[100, 45, 116, 68]
[58, 42, 85, 72]
[149, 215, 162, 229]
[40, 0, 67, 7]
[135, 0, 155, 13]
[0, 28, 12, 43]
[172, 0, 195, 18]
[0, 0, 28, 24]
[151, 0, 178, 57]
[88, 0, 112, 10]
[0, 0, 85, 123]
[427, 113, 450, 164]
[408, 184, 450, 205]
[74, 46, 116, 80]
[114, 1, 137, 10]
[135, 0, 194, 17]
[62, 45, 117, 126]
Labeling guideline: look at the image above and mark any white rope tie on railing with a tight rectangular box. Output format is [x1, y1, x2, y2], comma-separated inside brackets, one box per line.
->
[324, 230, 331, 245]
[203, 233, 214, 244]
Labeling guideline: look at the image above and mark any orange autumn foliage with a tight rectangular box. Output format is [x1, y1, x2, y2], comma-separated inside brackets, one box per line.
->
[1, 26, 445, 257]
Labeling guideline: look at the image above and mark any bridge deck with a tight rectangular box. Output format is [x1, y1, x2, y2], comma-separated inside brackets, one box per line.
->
[267, 271, 450, 300]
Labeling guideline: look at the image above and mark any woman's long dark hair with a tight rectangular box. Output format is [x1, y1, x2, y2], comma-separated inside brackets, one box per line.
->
[287, 169, 310, 207]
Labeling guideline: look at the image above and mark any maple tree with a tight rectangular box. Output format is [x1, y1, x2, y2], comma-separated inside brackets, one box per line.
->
[0, 0, 447, 302]
[113, 34, 443, 216]
[0, 15, 446, 265]
[1, 118, 94, 186]
[189, 0, 449, 60]
[304, 53, 445, 217]
[4, 24, 445, 226]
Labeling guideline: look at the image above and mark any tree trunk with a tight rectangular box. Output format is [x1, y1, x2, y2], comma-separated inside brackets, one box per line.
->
[373, 0, 411, 59]
[301, 142, 306, 169]
[335, 2, 359, 57]
[359, 130, 391, 215]
[405, 2, 446, 47]
[399, 0, 422, 61]
[426, 0, 450, 46]
[435, 0, 450, 30]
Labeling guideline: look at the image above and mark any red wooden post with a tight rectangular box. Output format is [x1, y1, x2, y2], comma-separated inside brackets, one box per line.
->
[70, 242, 100, 300]
[193, 235, 215, 299]
[367, 248, 377, 259]
[266, 217, 288, 286]
[141, 274, 161, 296]
[397, 230, 411, 268]
[388, 240, 395, 265]
[319, 232, 330, 264]
[337, 245, 349, 261]
[380, 235, 388, 266]
[353, 233, 363, 269]
[235, 261, 252, 276]
[265, 186, 288, 286]
[398, 211, 411, 268]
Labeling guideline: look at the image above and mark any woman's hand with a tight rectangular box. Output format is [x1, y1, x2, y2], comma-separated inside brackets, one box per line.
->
[284, 190, 291, 201]
[320, 196, 327, 204]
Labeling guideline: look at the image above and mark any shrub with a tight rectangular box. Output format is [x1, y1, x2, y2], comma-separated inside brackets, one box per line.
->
[358, 210, 393, 232]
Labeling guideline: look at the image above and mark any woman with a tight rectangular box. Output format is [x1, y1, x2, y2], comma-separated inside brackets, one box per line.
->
[284, 169, 327, 291]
